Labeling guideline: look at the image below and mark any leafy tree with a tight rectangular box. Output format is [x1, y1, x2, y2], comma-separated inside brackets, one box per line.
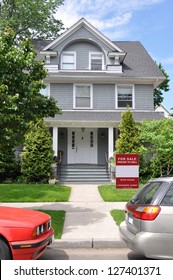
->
[154, 63, 170, 107]
[21, 119, 54, 183]
[115, 108, 141, 154]
[140, 118, 173, 176]
[0, 27, 61, 180]
[0, 27, 61, 147]
[0, 0, 64, 39]
[0, 146, 21, 183]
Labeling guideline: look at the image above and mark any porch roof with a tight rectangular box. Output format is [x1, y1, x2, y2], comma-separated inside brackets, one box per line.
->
[45, 111, 164, 126]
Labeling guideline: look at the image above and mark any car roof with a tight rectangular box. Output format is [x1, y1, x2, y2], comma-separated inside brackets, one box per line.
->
[150, 177, 173, 183]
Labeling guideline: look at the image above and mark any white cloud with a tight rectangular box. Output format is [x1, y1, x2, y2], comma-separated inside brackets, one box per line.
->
[90, 12, 132, 30]
[57, 0, 165, 33]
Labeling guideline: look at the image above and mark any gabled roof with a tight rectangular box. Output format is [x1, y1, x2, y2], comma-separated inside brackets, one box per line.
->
[115, 41, 165, 82]
[32, 19, 165, 86]
[155, 104, 171, 118]
[42, 18, 125, 53]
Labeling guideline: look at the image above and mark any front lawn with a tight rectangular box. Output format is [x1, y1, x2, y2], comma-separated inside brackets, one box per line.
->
[111, 209, 125, 226]
[39, 210, 65, 239]
[98, 185, 138, 202]
[0, 184, 71, 202]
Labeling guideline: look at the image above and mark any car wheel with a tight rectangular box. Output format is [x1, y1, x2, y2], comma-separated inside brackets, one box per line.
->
[0, 238, 12, 260]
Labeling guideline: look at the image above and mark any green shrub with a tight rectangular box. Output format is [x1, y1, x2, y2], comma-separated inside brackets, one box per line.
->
[21, 119, 54, 183]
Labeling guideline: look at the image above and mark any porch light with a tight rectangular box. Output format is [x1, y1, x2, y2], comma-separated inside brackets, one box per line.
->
[81, 127, 85, 132]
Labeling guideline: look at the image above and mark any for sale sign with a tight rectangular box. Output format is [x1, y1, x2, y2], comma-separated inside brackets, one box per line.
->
[116, 154, 139, 189]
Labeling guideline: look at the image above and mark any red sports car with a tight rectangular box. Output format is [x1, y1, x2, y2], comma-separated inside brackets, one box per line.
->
[0, 206, 54, 260]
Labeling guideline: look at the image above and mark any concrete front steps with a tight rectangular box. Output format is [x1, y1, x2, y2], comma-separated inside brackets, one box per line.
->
[59, 164, 111, 184]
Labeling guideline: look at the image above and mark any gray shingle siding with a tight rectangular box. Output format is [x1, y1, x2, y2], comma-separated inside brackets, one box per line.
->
[135, 84, 154, 110]
[50, 84, 73, 109]
[48, 27, 113, 67]
[63, 41, 101, 70]
[51, 83, 116, 110]
[32, 21, 165, 124]
[93, 84, 115, 110]
[50, 83, 154, 111]
[53, 26, 112, 53]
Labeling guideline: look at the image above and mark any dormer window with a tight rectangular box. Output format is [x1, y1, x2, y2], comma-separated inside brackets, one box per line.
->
[89, 52, 103, 70]
[61, 52, 76, 69]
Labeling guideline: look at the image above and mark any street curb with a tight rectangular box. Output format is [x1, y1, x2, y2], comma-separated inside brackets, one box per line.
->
[93, 238, 126, 249]
[53, 239, 92, 248]
[52, 239, 125, 249]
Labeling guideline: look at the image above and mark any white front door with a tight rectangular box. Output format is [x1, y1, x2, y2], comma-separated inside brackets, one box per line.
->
[68, 128, 97, 164]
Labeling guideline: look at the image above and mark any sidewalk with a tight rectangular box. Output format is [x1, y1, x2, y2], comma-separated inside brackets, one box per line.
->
[1, 184, 127, 249]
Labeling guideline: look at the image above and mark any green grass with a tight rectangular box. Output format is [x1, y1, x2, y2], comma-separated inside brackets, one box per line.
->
[98, 185, 138, 202]
[39, 210, 65, 239]
[0, 184, 71, 202]
[111, 209, 125, 226]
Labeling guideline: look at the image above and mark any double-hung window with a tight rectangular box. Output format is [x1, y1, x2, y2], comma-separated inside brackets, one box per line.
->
[74, 85, 93, 109]
[89, 53, 103, 70]
[61, 52, 76, 69]
[116, 85, 134, 109]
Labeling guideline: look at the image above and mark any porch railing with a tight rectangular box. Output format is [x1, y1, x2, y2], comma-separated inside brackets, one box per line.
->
[105, 153, 110, 179]
[53, 152, 63, 180]
[57, 152, 63, 180]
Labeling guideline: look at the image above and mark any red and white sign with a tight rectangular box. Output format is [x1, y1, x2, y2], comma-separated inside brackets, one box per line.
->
[116, 154, 139, 189]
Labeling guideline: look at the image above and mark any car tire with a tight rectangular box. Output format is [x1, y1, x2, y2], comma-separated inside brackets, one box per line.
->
[0, 238, 12, 260]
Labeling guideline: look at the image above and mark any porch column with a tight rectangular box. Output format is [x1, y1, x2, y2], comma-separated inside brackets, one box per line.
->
[108, 127, 114, 159]
[53, 127, 58, 157]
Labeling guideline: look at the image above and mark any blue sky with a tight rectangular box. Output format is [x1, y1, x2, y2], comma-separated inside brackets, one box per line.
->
[57, 0, 173, 112]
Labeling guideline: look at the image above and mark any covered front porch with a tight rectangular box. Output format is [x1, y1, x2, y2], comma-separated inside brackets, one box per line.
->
[46, 109, 163, 166]
[50, 126, 117, 165]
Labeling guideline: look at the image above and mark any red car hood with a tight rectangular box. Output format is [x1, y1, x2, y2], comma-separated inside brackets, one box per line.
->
[0, 206, 50, 228]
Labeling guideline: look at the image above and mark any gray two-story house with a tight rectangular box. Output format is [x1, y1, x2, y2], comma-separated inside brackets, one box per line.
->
[35, 18, 165, 180]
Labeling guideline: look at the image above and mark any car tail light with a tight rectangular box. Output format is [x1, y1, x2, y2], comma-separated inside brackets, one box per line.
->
[126, 204, 161, 221]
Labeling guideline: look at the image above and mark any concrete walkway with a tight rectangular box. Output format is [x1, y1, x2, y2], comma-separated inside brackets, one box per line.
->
[1, 184, 126, 248]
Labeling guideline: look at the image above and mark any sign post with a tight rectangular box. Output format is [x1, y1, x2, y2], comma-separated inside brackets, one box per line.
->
[115, 154, 139, 189]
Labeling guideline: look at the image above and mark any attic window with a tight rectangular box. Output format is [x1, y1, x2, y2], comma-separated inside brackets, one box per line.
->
[89, 53, 103, 70]
[61, 52, 76, 70]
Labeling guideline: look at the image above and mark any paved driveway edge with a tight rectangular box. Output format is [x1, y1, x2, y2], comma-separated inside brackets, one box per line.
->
[52, 239, 125, 249]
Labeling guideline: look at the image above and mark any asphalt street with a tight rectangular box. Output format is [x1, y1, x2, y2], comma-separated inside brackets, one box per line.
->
[39, 247, 151, 260]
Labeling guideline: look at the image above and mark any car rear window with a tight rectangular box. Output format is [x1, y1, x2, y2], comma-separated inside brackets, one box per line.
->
[160, 183, 173, 206]
[130, 181, 168, 205]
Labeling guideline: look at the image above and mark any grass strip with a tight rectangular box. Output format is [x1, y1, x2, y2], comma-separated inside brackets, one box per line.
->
[111, 209, 125, 226]
[98, 185, 138, 202]
[0, 184, 71, 202]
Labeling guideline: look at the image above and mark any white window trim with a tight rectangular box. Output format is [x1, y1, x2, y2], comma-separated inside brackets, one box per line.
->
[61, 51, 76, 70]
[89, 52, 104, 70]
[73, 84, 93, 110]
[40, 83, 50, 97]
[115, 84, 135, 109]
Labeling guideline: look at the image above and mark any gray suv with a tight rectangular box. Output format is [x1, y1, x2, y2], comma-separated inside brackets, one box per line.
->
[119, 176, 173, 259]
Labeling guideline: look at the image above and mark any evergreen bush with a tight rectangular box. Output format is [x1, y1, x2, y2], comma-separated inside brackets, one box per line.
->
[21, 119, 54, 183]
[116, 108, 141, 154]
